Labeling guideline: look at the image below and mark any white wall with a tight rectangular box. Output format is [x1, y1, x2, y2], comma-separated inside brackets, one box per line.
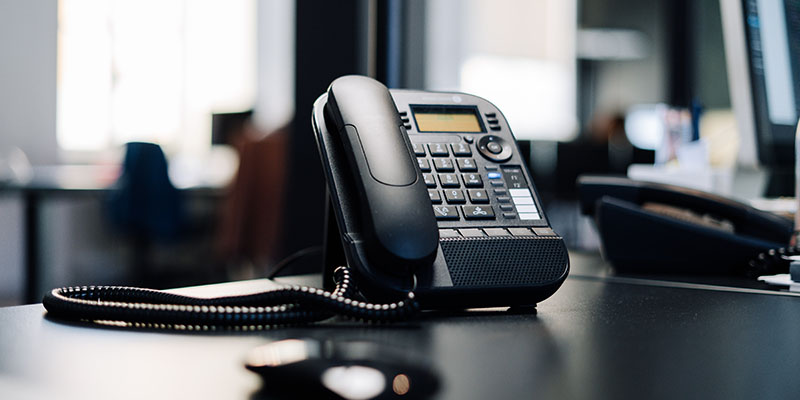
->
[0, 0, 58, 165]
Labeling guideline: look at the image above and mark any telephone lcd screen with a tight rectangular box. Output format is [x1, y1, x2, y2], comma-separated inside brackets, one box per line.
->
[411, 106, 484, 133]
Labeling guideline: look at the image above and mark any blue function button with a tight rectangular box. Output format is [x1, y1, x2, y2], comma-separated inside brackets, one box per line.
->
[487, 172, 502, 180]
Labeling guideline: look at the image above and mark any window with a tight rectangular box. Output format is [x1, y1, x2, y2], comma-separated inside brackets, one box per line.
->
[57, 0, 257, 157]
[425, 0, 578, 141]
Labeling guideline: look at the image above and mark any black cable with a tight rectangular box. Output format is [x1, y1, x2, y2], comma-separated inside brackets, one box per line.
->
[42, 266, 419, 330]
[267, 245, 323, 279]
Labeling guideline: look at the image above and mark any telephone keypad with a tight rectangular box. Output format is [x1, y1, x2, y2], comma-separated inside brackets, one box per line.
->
[433, 158, 455, 172]
[444, 189, 466, 204]
[413, 139, 540, 225]
[438, 174, 460, 188]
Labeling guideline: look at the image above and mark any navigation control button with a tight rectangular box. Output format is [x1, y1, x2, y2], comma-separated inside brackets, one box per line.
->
[477, 135, 512, 162]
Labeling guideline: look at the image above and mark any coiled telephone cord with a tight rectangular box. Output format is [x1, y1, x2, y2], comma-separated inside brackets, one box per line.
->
[42, 266, 419, 330]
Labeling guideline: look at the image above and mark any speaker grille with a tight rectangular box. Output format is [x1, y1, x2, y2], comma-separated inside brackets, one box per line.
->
[440, 237, 568, 287]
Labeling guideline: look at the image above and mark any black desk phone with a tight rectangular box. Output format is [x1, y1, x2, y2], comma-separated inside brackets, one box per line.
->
[313, 75, 568, 309]
[578, 175, 794, 275]
[42, 76, 567, 329]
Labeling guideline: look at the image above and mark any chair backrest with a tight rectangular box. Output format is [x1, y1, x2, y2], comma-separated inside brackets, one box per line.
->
[108, 142, 184, 240]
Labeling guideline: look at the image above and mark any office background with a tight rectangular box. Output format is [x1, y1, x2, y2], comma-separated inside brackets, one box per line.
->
[0, 0, 738, 305]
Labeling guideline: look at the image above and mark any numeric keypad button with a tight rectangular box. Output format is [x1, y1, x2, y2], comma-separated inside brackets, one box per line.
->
[433, 158, 455, 172]
[428, 143, 449, 157]
[462, 173, 483, 187]
[417, 158, 431, 172]
[412, 143, 426, 156]
[451, 143, 472, 156]
[428, 190, 442, 204]
[438, 173, 460, 188]
[456, 158, 478, 172]
[423, 173, 437, 187]
[467, 189, 489, 203]
[444, 189, 466, 204]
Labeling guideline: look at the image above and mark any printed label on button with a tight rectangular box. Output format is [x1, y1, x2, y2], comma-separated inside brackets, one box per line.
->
[512, 197, 534, 205]
[509, 188, 531, 197]
[515, 205, 537, 213]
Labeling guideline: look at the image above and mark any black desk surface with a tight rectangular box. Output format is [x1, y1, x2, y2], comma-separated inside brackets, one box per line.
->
[2, 252, 800, 400]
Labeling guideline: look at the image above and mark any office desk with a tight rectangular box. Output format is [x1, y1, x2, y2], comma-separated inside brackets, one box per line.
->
[1, 252, 799, 400]
[0, 165, 224, 303]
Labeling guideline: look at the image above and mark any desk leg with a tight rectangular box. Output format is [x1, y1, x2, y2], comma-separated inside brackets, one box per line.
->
[24, 192, 39, 304]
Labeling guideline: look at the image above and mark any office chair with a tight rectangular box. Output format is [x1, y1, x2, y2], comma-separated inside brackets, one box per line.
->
[107, 142, 185, 285]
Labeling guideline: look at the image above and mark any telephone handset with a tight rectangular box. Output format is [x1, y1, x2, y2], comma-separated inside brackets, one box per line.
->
[578, 175, 794, 275]
[324, 76, 438, 277]
[315, 75, 569, 308]
[42, 76, 568, 329]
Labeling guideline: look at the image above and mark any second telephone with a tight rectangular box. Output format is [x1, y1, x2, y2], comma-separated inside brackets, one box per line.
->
[313, 75, 569, 309]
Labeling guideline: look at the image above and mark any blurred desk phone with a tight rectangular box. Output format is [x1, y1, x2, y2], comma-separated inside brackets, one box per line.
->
[578, 176, 793, 275]
[312, 76, 569, 308]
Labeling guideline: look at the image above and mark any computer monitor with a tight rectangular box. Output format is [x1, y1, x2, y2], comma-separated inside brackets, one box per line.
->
[721, 0, 800, 195]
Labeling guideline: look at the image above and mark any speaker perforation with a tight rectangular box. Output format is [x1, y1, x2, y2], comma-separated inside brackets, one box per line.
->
[440, 237, 568, 287]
